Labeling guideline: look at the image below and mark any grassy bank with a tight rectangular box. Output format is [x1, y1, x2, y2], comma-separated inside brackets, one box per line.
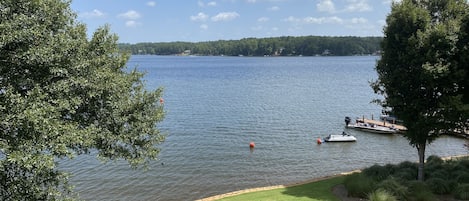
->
[203, 176, 345, 201]
[200, 155, 469, 201]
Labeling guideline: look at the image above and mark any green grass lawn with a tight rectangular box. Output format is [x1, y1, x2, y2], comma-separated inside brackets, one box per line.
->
[212, 156, 469, 201]
[217, 176, 345, 201]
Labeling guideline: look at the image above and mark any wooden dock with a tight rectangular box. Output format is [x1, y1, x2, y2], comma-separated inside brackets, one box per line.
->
[356, 117, 469, 138]
[356, 117, 407, 132]
[351, 115, 469, 137]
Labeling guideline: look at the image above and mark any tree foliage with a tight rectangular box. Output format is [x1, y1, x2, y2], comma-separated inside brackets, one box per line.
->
[118, 36, 382, 56]
[0, 0, 165, 200]
[372, 0, 469, 181]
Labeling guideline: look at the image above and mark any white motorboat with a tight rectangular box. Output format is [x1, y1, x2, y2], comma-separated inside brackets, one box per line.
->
[323, 132, 357, 142]
[346, 122, 398, 134]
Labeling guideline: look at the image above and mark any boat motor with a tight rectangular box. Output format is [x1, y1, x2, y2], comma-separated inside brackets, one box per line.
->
[345, 116, 351, 126]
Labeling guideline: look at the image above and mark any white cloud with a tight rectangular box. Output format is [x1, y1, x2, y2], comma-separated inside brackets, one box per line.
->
[125, 20, 141, 27]
[377, 19, 386, 26]
[190, 12, 209, 22]
[198, 1, 217, 7]
[382, 0, 401, 4]
[251, 25, 263, 31]
[258, 17, 269, 22]
[147, 1, 156, 7]
[118, 10, 142, 28]
[79, 9, 105, 18]
[207, 1, 217, 6]
[284, 16, 344, 24]
[318, 0, 371, 13]
[304, 16, 343, 24]
[345, 0, 372, 12]
[268, 6, 280, 11]
[317, 0, 335, 13]
[247, 0, 288, 3]
[118, 10, 142, 20]
[200, 24, 209, 30]
[283, 16, 300, 23]
[211, 12, 240, 22]
[350, 17, 368, 24]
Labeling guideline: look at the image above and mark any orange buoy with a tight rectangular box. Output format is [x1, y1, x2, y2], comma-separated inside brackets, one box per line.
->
[317, 138, 322, 144]
[249, 142, 255, 148]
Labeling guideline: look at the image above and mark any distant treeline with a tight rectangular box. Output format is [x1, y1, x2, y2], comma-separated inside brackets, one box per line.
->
[118, 36, 383, 56]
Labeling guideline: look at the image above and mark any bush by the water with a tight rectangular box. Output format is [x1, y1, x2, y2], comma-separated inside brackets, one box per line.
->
[367, 189, 397, 201]
[344, 172, 374, 198]
[362, 164, 393, 182]
[456, 172, 469, 183]
[406, 180, 437, 201]
[376, 177, 408, 200]
[344, 156, 469, 200]
[425, 177, 452, 195]
[454, 183, 469, 200]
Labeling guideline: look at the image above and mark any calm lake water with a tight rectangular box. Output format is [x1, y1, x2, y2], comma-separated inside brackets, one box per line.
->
[60, 56, 468, 201]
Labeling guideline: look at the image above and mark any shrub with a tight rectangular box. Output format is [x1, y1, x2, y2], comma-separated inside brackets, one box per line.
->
[457, 159, 469, 169]
[447, 180, 459, 192]
[397, 161, 418, 170]
[427, 169, 449, 180]
[451, 160, 469, 173]
[383, 164, 398, 175]
[451, 169, 468, 179]
[406, 181, 436, 201]
[344, 173, 375, 198]
[426, 155, 444, 165]
[363, 164, 391, 182]
[393, 167, 417, 180]
[368, 189, 397, 201]
[376, 177, 408, 200]
[425, 178, 451, 195]
[394, 161, 418, 180]
[456, 172, 469, 183]
[425, 155, 445, 178]
[453, 183, 469, 200]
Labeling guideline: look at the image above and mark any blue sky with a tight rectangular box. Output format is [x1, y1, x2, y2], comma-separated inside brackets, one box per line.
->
[70, 0, 397, 44]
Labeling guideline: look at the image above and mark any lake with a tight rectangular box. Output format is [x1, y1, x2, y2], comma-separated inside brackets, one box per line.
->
[60, 56, 468, 201]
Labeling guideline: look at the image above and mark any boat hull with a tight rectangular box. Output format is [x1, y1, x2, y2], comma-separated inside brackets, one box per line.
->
[324, 133, 357, 142]
[346, 124, 397, 134]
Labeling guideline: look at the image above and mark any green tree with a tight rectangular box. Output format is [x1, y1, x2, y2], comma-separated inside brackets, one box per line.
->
[0, 0, 165, 200]
[372, 0, 469, 181]
[456, 7, 469, 151]
[456, 9, 469, 118]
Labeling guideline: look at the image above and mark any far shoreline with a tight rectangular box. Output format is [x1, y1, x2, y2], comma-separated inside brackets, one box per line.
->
[130, 54, 381, 57]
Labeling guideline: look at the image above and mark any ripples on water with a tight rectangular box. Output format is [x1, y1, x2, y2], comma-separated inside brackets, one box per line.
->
[60, 56, 468, 201]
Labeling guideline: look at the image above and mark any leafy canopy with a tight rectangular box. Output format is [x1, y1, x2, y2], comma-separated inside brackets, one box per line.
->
[372, 0, 469, 181]
[0, 0, 165, 200]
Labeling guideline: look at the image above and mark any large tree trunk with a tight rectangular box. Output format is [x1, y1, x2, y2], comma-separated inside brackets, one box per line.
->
[417, 143, 426, 181]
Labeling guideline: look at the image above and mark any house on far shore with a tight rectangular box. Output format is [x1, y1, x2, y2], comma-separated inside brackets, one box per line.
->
[321, 49, 332, 56]
[179, 50, 191, 56]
